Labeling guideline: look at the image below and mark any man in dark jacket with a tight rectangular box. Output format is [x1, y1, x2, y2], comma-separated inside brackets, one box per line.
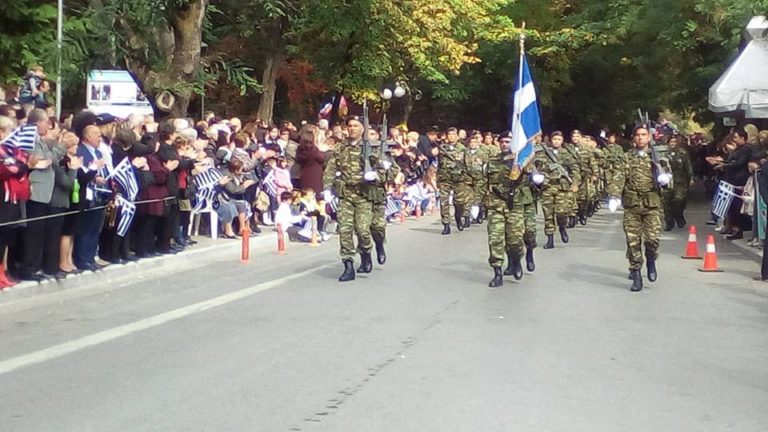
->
[73, 125, 109, 271]
[156, 122, 182, 253]
[715, 127, 752, 239]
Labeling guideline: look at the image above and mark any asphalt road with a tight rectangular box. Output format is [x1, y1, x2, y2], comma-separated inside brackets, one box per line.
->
[0, 207, 766, 432]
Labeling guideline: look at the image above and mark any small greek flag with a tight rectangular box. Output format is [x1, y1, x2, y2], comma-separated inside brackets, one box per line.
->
[262, 170, 278, 197]
[327, 197, 340, 214]
[115, 195, 136, 237]
[192, 168, 222, 213]
[510, 53, 542, 169]
[108, 158, 139, 201]
[1, 124, 37, 152]
[385, 197, 401, 217]
[297, 217, 314, 240]
[712, 181, 740, 219]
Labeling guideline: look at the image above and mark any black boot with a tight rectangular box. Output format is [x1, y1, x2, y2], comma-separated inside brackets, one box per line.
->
[357, 252, 373, 274]
[456, 214, 465, 232]
[578, 212, 587, 225]
[664, 220, 674, 231]
[464, 216, 471, 229]
[338, 259, 355, 282]
[442, 224, 451, 235]
[374, 238, 386, 265]
[630, 269, 644, 292]
[504, 251, 515, 276]
[526, 248, 535, 272]
[488, 267, 503, 288]
[647, 258, 657, 282]
[568, 216, 577, 228]
[587, 202, 596, 217]
[510, 254, 523, 280]
[559, 225, 569, 244]
[543, 234, 555, 249]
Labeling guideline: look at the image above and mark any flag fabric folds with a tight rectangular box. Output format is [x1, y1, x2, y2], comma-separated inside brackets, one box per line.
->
[115, 195, 136, 237]
[711, 181, 740, 219]
[192, 168, 223, 213]
[107, 158, 139, 201]
[0, 125, 37, 152]
[510, 54, 542, 169]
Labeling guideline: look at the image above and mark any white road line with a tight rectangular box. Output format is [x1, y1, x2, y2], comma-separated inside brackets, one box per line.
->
[0, 264, 332, 376]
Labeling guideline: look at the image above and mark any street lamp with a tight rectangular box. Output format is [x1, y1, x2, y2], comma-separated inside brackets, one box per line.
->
[380, 84, 406, 152]
[55, 0, 63, 119]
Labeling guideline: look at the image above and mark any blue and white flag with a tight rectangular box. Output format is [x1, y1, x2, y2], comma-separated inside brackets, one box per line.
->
[0, 124, 37, 152]
[107, 158, 139, 201]
[115, 195, 136, 237]
[712, 181, 740, 219]
[262, 170, 278, 197]
[510, 54, 542, 169]
[192, 168, 223, 213]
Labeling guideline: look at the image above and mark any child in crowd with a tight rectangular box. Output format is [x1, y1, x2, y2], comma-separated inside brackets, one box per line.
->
[275, 191, 322, 243]
[405, 176, 436, 216]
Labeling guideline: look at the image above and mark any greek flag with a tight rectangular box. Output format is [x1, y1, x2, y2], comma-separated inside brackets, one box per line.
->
[327, 197, 340, 214]
[262, 170, 278, 197]
[712, 181, 740, 219]
[385, 197, 401, 217]
[107, 158, 139, 201]
[510, 53, 541, 169]
[192, 168, 222, 213]
[0, 124, 37, 152]
[115, 195, 136, 237]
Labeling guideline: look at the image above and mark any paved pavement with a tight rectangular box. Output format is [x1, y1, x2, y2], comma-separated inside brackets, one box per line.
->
[0, 205, 766, 432]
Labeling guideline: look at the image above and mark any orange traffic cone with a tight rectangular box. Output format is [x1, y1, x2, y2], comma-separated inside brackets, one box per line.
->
[681, 225, 702, 259]
[276, 223, 286, 255]
[310, 216, 319, 247]
[240, 226, 250, 264]
[698, 235, 723, 272]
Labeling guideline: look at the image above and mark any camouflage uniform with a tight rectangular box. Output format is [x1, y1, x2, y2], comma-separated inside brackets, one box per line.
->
[484, 154, 532, 269]
[323, 139, 375, 260]
[608, 149, 663, 271]
[369, 145, 401, 244]
[462, 146, 489, 219]
[537, 146, 581, 235]
[437, 142, 469, 225]
[602, 143, 626, 195]
[662, 146, 694, 227]
[563, 143, 581, 219]
[577, 144, 599, 218]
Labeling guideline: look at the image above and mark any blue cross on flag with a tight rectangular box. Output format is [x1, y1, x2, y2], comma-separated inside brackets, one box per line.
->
[510, 54, 542, 169]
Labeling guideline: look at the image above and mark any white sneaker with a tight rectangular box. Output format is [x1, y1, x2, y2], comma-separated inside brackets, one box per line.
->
[321, 232, 332, 242]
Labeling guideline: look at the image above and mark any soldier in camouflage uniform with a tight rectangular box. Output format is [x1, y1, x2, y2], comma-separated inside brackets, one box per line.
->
[575, 133, 599, 225]
[522, 135, 545, 271]
[661, 135, 694, 231]
[438, 127, 469, 235]
[564, 130, 583, 228]
[368, 131, 402, 264]
[608, 126, 670, 292]
[537, 131, 581, 249]
[485, 131, 534, 287]
[463, 131, 489, 225]
[323, 116, 379, 282]
[602, 133, 626, 200]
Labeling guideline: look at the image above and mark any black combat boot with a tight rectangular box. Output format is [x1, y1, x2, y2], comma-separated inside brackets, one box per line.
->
[568, 216, 577, 229]
[526, 248, 535, 272]
[664, 220, 674, 231]
[357, 251, 373, 274]
[464, 216, 471, 229]
[630, 269, 644, 292]
[559, 225, 570, 244]
[543, 234, 555, 249]
[646, 258, 657, 282]
[510, 254, 524, 280]
[578, 211, 587, 226]
[456, 213, 465, 232]
[442, 224, 451, 235]
[488, 267, 503, 288]
[374, 238, 386, 265]
[504, 251, 515, 276]
[338, 259, 355, 282]
[587, 202, 596, 217]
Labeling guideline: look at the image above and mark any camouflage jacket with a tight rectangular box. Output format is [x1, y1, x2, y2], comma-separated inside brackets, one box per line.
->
[484, 153, 534, 210]
[608, 149, 662, 209]
[666, 147, 694, 183]
[323, 139, 376, 200]
[535, 146, 582, 191]
[437, 142, 467, 182]
[463, 147, 488, 182]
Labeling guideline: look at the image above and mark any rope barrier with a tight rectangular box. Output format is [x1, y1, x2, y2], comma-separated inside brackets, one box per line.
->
[0, 197, 176, 228]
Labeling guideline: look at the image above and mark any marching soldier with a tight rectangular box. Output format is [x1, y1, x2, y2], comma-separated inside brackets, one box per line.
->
[576, 133, 599, 225]
[662, 135, 694, 230]
[608, 125, 671, 292]
[602, 132, 626, 199]
[438, 127, 469, 234]
[323, 116, 379, 282]
[463, 131, 489, 225]
[369, 132, 402, 264]
[485, 131, 539, 287]
[564, 130, 583, 228]
[523, 135, 545, 271]
[537, 131, 581, 249]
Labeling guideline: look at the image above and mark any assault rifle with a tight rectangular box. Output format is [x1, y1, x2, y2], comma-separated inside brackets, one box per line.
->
[362, 100, 373, 172]
[637, 109, 671, 189]
[542, 144, 572, 184]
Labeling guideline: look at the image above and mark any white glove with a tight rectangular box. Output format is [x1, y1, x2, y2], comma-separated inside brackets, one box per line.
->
[470, 205, 480, 220]
[608, 197, 622, 213]
[531, 173, 545, 185]
[381, 160, 392, 170]
[657, 173, 672, 187]
[364, 171, 378, 182]
[322, 190, 333, 202]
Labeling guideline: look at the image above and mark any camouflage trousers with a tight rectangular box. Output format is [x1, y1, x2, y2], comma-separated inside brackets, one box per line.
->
[338, 193, 374, 259]
[523, 200, 537, 248]
[464, 180, 487, 217]
[662, 184, 690, 225]
[623, 205, 661, 270]
[486, 202, 525, 268]
[371, 201, 387, 243]
[577, 179, 597, 213]
[439, 179, 472, 224]
[541, 187, 569, 234]
[567, 189, 578, 216]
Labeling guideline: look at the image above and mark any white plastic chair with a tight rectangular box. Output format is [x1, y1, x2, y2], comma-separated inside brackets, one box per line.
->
[189, 200, 219, 240]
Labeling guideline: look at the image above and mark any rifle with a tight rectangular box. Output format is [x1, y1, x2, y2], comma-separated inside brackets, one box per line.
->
[637, 109, 671, 189]
[380, 110, 388, 160]
[362, 100, 372, 172]
[542, 144, 572, 184]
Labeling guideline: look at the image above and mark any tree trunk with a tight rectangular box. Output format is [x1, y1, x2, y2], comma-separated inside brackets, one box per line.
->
[257, 22, 285, 125]
[167, 0, 208, 117]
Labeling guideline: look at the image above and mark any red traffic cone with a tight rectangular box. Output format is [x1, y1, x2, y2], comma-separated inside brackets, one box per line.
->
[698, 235, 723, 273]
[681, 225, 702, 259]
[276, 223, 286, 255]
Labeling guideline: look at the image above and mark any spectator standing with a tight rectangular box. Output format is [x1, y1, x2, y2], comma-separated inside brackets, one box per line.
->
[73, 125, 109, 271]
[55, 132, 82, 275]
[296, 125, 325, 195]
[134, 138, 168, 258]
[715, 127, 753, 240]
[156, 122, 183, 253]
[0, 116, 29, 289]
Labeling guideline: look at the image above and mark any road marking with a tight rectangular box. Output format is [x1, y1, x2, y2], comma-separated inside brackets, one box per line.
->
[0, 264, 332, 376]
